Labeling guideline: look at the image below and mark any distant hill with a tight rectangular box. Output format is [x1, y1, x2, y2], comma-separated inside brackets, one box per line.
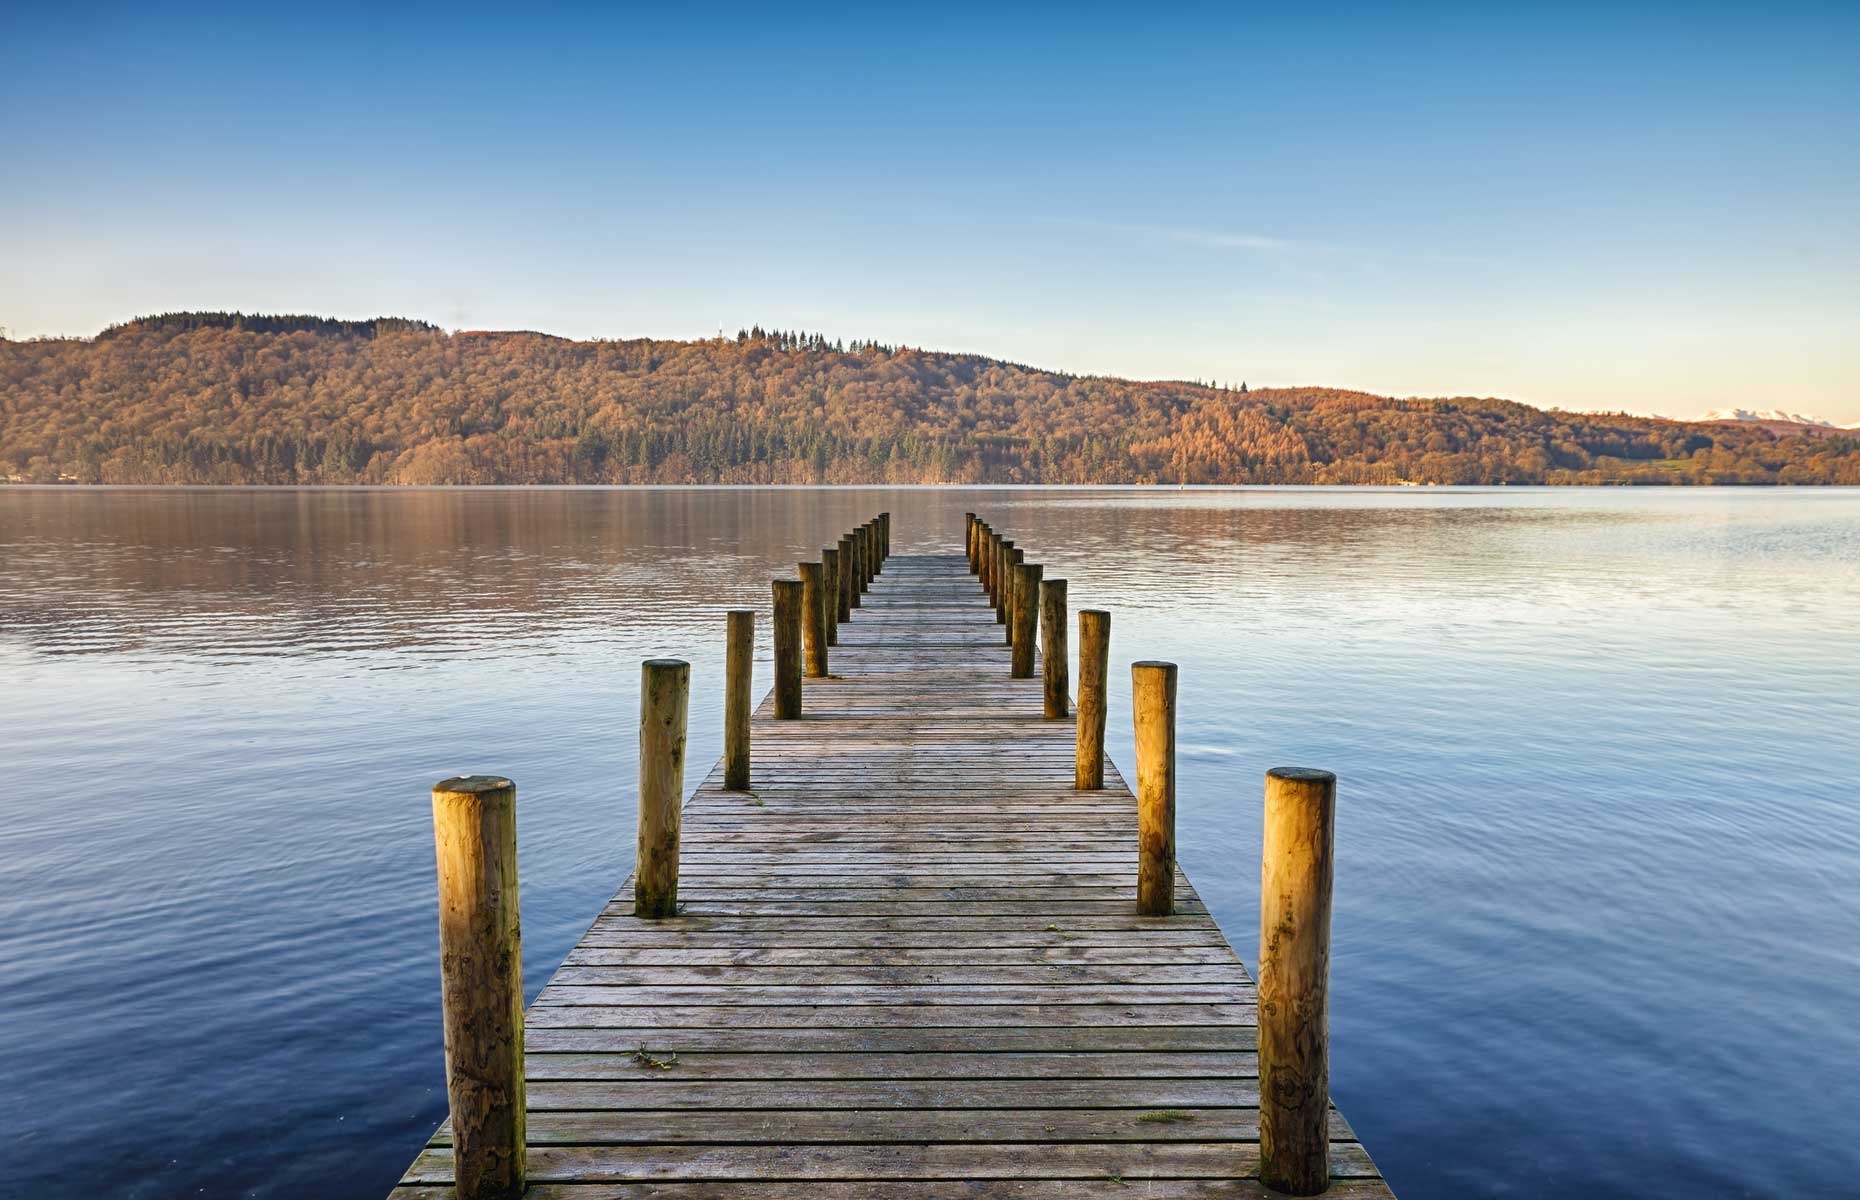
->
[3, 314, 1857, 485]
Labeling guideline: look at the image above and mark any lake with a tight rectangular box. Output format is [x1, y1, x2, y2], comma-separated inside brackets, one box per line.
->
[2, 486, 1857, 1198]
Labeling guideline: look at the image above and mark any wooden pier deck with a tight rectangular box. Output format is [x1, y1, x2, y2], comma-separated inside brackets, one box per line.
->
[395, 551, 1394, 1198]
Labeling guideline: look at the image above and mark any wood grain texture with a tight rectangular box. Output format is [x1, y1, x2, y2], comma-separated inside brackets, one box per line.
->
[1077, 608, 1110, 789]
[800, 561, 828, 678]
[635, 660, 689, 920]
[724, 611, 752, 790]
[1260, 766, 1338, 1196]
[430, 775, 526, 1200]
[397, 548, 1390, 1199]
[1133, 660, 1178, 917]
[1041, 578, 1069, 719]
[1011, 561, 1042, 677]
[771, 579, 802, 717]
[822, 548, 840, 647]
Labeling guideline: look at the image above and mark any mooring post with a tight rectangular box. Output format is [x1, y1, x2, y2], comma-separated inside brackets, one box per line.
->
[430, 774, 526, 1200]
[1004, 546, 1024, 639]
[1075, 609, 1109, 787]
[635, 658, 689, 919]
[1040, 578, 1068, 718]
[848, 536, 864, 609]
[1259, 767, 1337, 1196]
[772, 578, 803, 717]
[1132, 660, 1177, 916]
[800, 561, 829, 678]
[837, 534, 854, 622]
[985, 528, 1000, 599]
[964, 513, 976, 571]
[822, 547, 841, 647]
[979, 526, 993, 594]
[724, 610, 753, 790]
[1011, 562, 1042, 677]
[995, 541, 1014, 624]
[879, 511, 890, 560]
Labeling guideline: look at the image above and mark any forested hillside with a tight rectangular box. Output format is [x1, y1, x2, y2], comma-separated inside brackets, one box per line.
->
[3, 313, 1855, 485]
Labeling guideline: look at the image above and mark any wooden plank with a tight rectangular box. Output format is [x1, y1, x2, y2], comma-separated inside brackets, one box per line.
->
[393, 1183, 1398, 1200]
[426, 1107, 1357, 1144]
[393, 552, 1392, 1196]
[402, 1140, 1382, 1182]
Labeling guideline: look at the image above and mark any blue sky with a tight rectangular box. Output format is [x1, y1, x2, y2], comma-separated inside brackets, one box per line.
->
[4, 2, 1857, 421]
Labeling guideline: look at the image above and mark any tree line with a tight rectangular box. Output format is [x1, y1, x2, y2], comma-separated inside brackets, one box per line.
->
[3, 314, 1855, 485]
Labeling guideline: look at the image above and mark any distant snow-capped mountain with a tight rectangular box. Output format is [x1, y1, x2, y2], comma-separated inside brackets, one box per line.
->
[1700, 408, 1859, 430]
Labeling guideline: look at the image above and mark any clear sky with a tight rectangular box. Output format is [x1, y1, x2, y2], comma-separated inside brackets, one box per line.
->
[4, 3, 1857, 421]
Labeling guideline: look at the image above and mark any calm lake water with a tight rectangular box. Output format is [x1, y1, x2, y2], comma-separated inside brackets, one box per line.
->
[3, 486, 1857, 1198]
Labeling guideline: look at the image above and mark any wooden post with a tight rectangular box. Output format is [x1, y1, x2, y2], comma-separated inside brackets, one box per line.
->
[772, 578, 803, 717]
[879, 512, 890, 560]
[1075, 609, 1109, 788]
[724, 610, 752, 790]
[1132, 661, 1176, 916]
[1040, 578, 1068, 718]
[635, 658, 689, 919]
[822, 547, 840, 647]
[1259, 767, 1337, 1196]
[848, 536, 863, 609]
[865, 521, 878, 581]
[995, 541, 1013, 624]
[431, 775, 526, 1200]
[984, 528, 998, 597]
[1011, 562, 1041, 677]
[1003, 546, 1024, 640]
[800, 561, 829, 678]
[964, 513, 976, 571]
[837, 535, 854, 622]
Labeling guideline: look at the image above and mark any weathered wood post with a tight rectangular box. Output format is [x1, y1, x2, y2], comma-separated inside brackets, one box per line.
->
[1003, 546, 1024, 640]
[1011, 562, 1042, 677]
[724, 610, 753, 790]
[995, 541, 1014, 625]
[772, 578, 803, 717]
[866, 520, 879, 580]
[822, 547, 841, 647]
[879, 511, 890, 560]
[980, 526, 993, 594]
[964, 513, 976, 571]
[1075, 609, 1109, 788]
[430, 775, 526, 1200]
[1259, 767, 1337, 1196]
[636, 658, 689, 919]
[996, 535, 1011, 613]
[837, 534, 855, 622]
[1040, 578, 1068, 718]
[1132, 661, 1177, 916]
[985, 528, 999, 598]
[848, 536, 864, 609]
[800, 561, 829, 678]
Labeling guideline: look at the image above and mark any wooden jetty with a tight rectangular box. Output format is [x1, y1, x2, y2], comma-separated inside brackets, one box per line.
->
[399, 513, 1394, 1199]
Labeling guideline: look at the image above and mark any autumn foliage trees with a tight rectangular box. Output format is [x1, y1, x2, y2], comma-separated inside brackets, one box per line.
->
[2, 313, 1854, 486]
